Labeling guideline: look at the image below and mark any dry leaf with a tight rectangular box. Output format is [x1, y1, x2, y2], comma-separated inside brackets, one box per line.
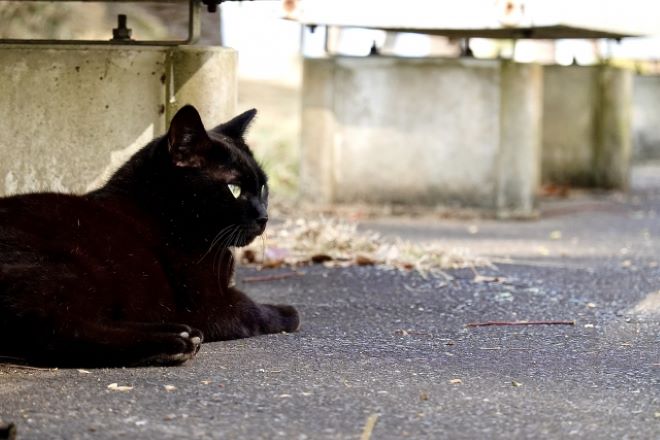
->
[241, 249, 257, 264]
[261, 259, 285, 269]
[310, 254, 333, 264]
[449, 378, 463, 385]
[355, 255, 376, 266]
[511, 381, 523, 387]
[107, 383, 133, 392]
[420, 392, 429, 401]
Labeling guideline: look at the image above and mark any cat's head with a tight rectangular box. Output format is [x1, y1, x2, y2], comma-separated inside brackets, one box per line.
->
[166, 105, 268, 248]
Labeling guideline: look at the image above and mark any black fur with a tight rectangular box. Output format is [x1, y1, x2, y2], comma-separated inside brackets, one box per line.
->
[0, 105, 299, 367]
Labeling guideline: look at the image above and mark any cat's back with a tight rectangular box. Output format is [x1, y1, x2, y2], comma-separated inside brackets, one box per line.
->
[0, 191, 89, 219]
[0, 192, 154, 261]
[1, 192, 98, 241]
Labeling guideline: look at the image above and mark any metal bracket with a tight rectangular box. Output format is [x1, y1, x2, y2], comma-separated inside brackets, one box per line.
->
[0, 0, 203, 46]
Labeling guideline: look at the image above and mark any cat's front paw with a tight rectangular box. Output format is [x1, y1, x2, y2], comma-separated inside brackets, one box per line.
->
[178, 327, 204, 354]
[265, 304, 300, 333]
[138, 326, 204, 366]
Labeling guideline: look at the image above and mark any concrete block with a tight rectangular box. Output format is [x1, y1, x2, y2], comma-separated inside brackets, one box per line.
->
[300, 58, 337, 204]
[167, 47, 237, 127]
[632, 74, 660, 162]
[596, 66, 632, 189]
[0, 45, 236, 196]
[300, 56, 542, 217]
[497, 61, 542, 218]
[542, 65, 632, 189]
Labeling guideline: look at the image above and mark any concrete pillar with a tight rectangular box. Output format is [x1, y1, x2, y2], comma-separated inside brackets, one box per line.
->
[595, 66, 632, 189]
[0, 45, 236, 196]
[167, 47, 237, 127]
[632, 74, 660, 162]
[542, 65, 632, 189]
[496, 61, 542, 218]
[299, 58, 336, 204]
[300, 56, 542, 217]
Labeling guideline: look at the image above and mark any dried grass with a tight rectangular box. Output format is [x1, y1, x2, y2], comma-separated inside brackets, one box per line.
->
[239, 217, 490, 277]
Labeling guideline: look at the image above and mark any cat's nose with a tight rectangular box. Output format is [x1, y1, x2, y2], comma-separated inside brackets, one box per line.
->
[256, 216, 268, 228]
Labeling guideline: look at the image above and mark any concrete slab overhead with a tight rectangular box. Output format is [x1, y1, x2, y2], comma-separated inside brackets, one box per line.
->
[291, 0, 649, 39]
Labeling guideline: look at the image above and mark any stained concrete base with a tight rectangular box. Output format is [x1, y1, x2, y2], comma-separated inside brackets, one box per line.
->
[300, 57, 542, 218]
[542, 65, 632, 189]
[633, 74, 660, 162]
[0, 45, 236, 196]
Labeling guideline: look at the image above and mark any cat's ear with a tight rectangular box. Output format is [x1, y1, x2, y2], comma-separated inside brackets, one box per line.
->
[212, 108, 257, 139]
[167, 105, 211, 168]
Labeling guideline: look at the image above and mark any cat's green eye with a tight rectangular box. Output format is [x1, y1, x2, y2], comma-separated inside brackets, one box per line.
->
[227, 183, 241, 199]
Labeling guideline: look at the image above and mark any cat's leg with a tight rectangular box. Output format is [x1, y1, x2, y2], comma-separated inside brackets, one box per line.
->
[205, 287, 299, 341]
[6, 319, 202, 367]
[257, 303, 300, 334]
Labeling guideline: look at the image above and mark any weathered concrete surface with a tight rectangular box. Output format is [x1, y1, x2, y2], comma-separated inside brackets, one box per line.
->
[542, 65, 633, 189]
[1, 165, 658, 439]
[167, 47, 237, 127]
[300, 57, 542, 217]
[633, 74, 660, 161]
[496, 61, 542, 218]
[0, 45, 236, 196]
[299, 58, 336, 204]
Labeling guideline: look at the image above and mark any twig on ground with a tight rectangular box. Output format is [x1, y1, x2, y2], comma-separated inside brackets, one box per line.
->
[466, 320, 575, 328]
[242, 271, 304, 283]
[360, 414, 380, 440]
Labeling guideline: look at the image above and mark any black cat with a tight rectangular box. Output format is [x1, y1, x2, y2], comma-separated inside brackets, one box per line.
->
[0, 105, 299, 367]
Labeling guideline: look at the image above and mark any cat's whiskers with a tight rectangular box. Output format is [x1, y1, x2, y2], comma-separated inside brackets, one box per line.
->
[212, 225, 238, 270]
[213, 224, 245, 279]
[198, 226, 232, 264]
[214, 226, 242, 289]
[259, 231, 267, 264]
[198, 225, 237, 264]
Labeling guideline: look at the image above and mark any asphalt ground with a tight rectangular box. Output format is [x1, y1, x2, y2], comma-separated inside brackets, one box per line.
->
[1, 165, 659, 439]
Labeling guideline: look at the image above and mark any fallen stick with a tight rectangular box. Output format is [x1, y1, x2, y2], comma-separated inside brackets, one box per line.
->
[466, 320, 575, 328]
[242, 271, 304, 283]
[360, 414, 379, 440]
